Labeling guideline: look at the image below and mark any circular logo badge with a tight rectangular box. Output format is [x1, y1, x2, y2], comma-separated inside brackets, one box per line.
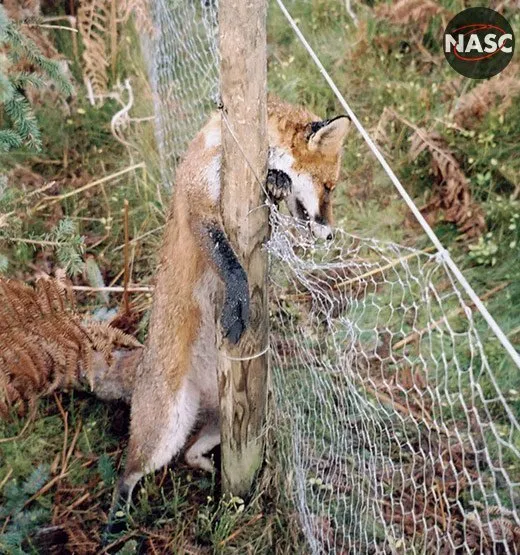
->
[443, 7, 515, 79]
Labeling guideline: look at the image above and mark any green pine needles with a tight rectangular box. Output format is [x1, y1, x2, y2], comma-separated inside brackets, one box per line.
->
[47, 218, 86, 276]
[0, 6, 74, 152]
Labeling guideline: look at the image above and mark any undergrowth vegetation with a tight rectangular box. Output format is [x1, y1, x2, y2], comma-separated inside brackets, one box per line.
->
[0, 0, 519, 552]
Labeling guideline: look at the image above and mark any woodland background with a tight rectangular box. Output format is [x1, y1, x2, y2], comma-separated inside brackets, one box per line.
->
[0, 0, 519, 552]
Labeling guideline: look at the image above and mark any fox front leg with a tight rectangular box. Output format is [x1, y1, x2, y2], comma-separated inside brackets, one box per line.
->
[266, 169, 292, 203]
[206, 225, 249, 344]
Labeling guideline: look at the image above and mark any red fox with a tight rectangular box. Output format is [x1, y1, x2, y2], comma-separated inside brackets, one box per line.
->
[105, 97, 350, 522]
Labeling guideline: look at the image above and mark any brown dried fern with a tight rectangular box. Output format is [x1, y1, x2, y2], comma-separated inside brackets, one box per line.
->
[84, 320, 142, 365]
[0, 277, 141, 418]
[378, 110, 485, 239]
[2, 0, 41, 21]
[77, 0, 112, 100]
[409, 126, 486, 239]
[453, 63, 520, 128]
[375, 0, 445, 32]
[119, 0, 155, 38]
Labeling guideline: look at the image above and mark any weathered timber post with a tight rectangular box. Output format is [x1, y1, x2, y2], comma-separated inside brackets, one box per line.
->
[218, 0, 269, 497]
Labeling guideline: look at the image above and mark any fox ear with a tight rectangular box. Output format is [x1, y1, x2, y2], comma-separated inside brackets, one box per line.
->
[308, 116, 350, 155]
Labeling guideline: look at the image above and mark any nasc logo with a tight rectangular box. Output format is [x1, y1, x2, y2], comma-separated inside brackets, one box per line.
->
[443, 7, 515, 79]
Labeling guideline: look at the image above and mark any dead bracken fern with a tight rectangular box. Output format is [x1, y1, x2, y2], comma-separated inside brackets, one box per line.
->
[372, 1, 448, 69]
[84, 320, 141, 365]
[408, 126, 486, 238]
[377, 110, 485, 239]
[0, 277, 141, 418]
[375, 0, 445, 32]
[77, 0, 111, 101]
[453, 63, 520, 128]
[2, 0, 41, 21]
[372, 107, 395, 158]
[119, 0, 156, 38]
[78, 0, 155, 104]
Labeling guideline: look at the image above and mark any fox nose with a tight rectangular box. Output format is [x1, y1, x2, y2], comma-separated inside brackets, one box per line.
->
[326, 232, 333, 241]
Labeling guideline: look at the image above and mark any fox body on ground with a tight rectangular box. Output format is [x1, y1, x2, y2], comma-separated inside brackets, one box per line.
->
[108, 97, 350, 524]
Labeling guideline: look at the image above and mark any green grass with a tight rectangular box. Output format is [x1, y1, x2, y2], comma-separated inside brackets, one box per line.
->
[2, 0, 520, 552]
[0, 394, 301, 553]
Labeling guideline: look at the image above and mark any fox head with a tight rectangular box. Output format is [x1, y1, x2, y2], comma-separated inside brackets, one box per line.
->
[268, 100, 351, 240]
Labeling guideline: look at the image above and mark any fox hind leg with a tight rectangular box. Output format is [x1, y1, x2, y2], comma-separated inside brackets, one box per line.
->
[123, 380, 200, 498]
[106, 381, 200, 537]
[184, 416, 220, 472]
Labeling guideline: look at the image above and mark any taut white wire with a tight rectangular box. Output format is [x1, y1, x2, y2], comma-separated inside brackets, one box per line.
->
[275, 0, 520, 369]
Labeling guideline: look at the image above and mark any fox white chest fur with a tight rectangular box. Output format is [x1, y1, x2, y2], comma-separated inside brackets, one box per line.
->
[108, 98, 350, 524]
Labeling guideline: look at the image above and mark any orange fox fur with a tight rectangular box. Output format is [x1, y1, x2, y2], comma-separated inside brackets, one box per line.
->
[106, 98, 350, 524]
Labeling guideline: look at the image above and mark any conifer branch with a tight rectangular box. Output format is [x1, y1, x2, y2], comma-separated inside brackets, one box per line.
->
[0, 5, 74, 152]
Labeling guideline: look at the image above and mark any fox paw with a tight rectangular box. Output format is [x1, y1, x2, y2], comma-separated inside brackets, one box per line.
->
[103, 479, 132, 545]
[104, 505, 130, 545]
[221, 270, 249, 344]
[103, 511, 129, 544]
[266, 169, 292, 202]
[185, 452, 215, 473]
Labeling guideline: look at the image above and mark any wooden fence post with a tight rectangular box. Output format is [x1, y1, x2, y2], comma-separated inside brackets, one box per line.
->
[218, 0, 269, 497]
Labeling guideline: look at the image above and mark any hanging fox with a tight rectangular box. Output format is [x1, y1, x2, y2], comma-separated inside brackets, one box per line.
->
[111, 97, 350, 514]
[0, 97, 350, 523]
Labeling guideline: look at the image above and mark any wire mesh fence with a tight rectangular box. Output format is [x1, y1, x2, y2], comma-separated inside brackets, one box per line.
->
[140, 0, 219, 185]
[268, 212, 520, 554]
[141, 1, 520, 552]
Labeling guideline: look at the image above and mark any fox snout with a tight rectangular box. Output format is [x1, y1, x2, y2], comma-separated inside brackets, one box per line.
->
[311, 221, 333, 241]
[287, 193, 334, 241]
